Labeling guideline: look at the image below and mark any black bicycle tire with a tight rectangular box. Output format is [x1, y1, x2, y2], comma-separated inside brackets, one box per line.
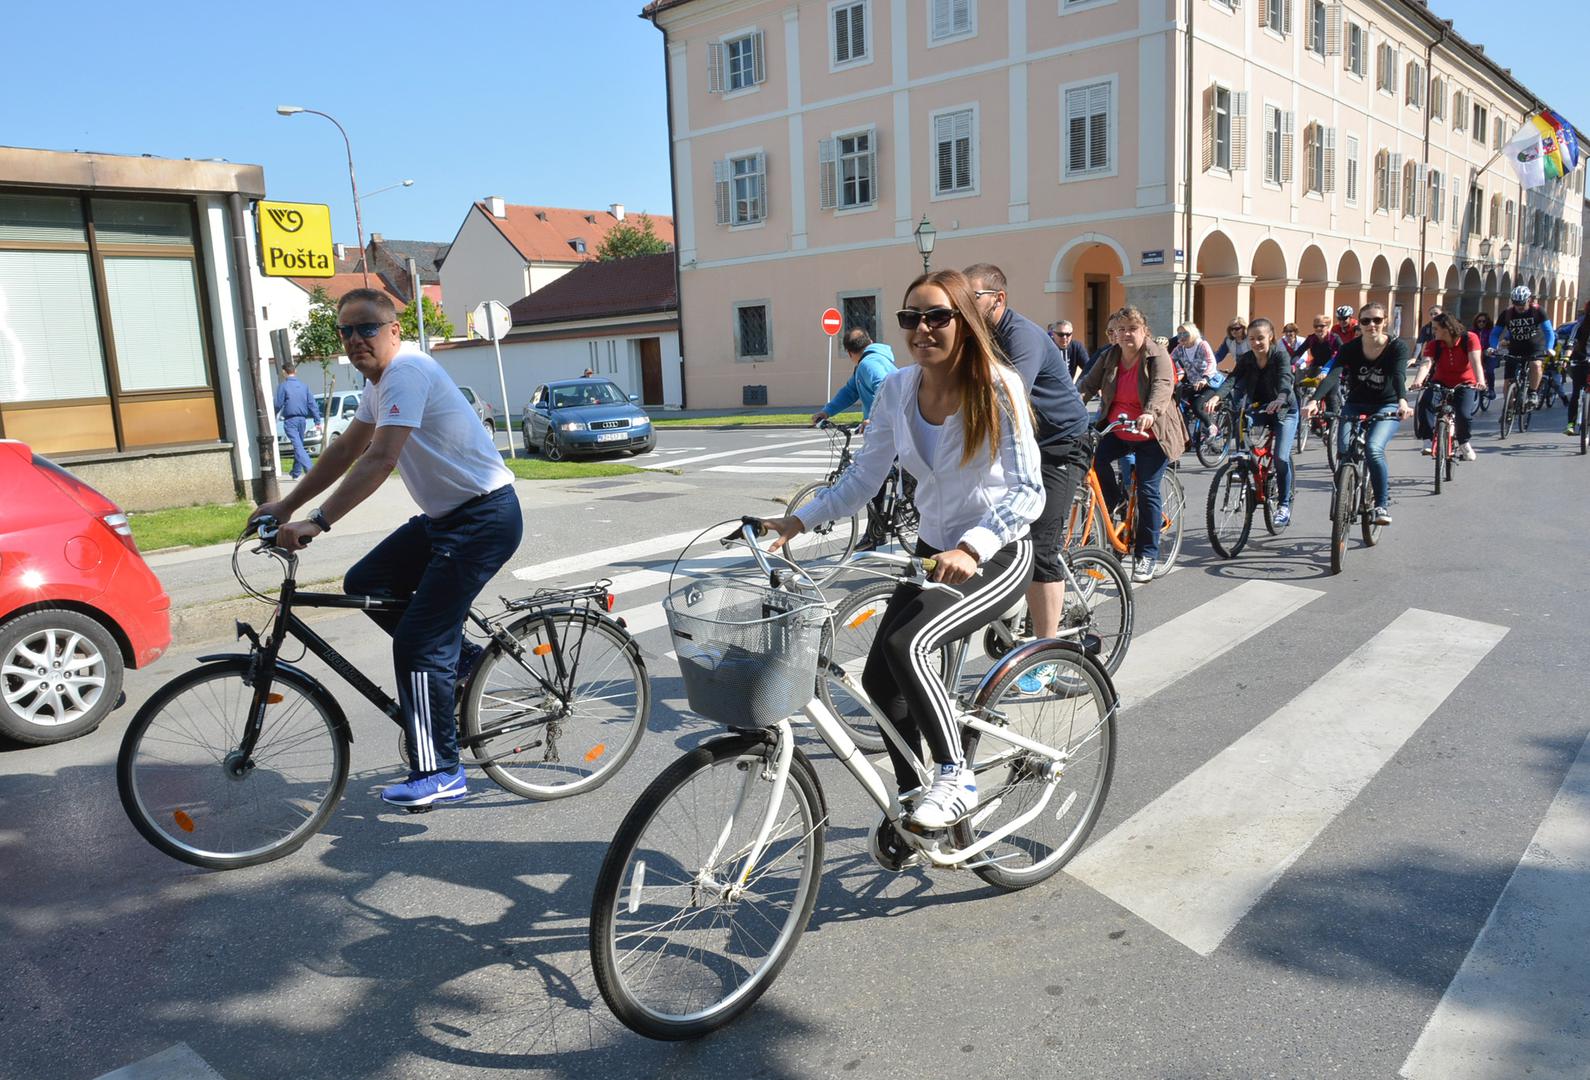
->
[1324, 417, 1339, 471]
[959, 644, 1116, 890]
[1065, 547, 1134, 676]
[1434, 418, 1446, 495]
[1360, 462, 1382, 547]
[1261, 465, 1282, 535]
[1205, 458, 1252, 559]
[782, 480, 859, 582]
[1151, 467, 1185, 576]
[589, 735, 825, 1041]
[1521, 391, 1534, 432]
[461, 610, 649, 801]
[1581, 394, 1589, 455]
[1500, 387, 1516, 438]
[1329, 463, 1356, 575]
[117, 660, 349, 871]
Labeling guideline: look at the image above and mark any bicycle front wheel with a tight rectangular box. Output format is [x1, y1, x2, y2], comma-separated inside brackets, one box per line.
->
[1063, 547, 1133, 676]
[117, 660, 348, 870]
[1580, 394, 1589, 455]
[1205, 458, 1252, 559]
[1152, 467, 1185, 576]
[816, 579, 897, 754]
[1434, 420, 1448, 494]
[590, 735, 826, 1040]
[461, 610, 649, 800]
[1500, 390, 1516, 438]
[1521, 394, 1534, 432]
[1196, 406, 1232, 467]
[782, 480, 858, 582]
[958, 645, 1116, 891]
[1329, 463, 1356, 575]
[1324, 417, 1339, 471]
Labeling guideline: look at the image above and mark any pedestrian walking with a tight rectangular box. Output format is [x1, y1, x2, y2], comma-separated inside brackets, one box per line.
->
[274, 362, 322, 480]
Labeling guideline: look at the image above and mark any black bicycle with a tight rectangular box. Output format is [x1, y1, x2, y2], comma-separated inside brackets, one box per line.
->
[1328, 408, 1399, 576]
[1499, 355, 1545, 439]
[117, 518, 650, 870]
[783, 419, 919, 580]
[1176, 385, 1232, 467]
[1418, 384, 1461, 494]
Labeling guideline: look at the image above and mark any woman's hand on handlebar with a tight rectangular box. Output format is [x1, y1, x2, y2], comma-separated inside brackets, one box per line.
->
[931, 546, 980, 585]
[760, 515, 806, 554]
[1136, 412, 1155, 433]
[809, 411, 829, 427]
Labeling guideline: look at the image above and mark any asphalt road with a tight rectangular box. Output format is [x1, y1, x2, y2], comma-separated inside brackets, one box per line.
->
[6, 414, 1588, 1080]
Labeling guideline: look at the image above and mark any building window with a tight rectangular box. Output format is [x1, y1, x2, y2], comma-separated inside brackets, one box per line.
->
[1345, 134, 1359, 205]
[1505, 199, 1516, 241]
[1429, 170, 1443, 224]
[830, 1, 870, 68]
[1064, 81, 1114, 179]
[1431, 78, 1445, 121]
[1473, 103, 1488, 143]
[1405, 61, 1423, 108]
[0, 193, 220, 455]
[1304, 122, 1328, 194]
[1375, 43, 1398, 95]
[1263, 104, 1293, 186]
[1374, 149, 1390, 211]
[1490, 194, 1502, 238]
[708, 32, 766, 94]
[932, 107, 976, 195]
[1493, 116, 1505, 151]
[839, 292, 878, 340]
[820, 130, 878, 210]
[1261, 0, 1290, 36]
[1402, 160, 1419, 218]
[713, 153, 767, 226]
[1206, 85, 1232, 171]
[733, 302, 770, 360]
[930, 0, 974, 42]
[1346, 23, 1365, 76]
[1306, 0, 1325, 55]
[1453, 91, 1466, 133]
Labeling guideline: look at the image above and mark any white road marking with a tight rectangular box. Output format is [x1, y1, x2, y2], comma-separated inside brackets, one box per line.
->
[1112, 579, 1321, 709]
[638, 437, 826, 470]
[93, 1043, 225, 1080]
[1068, 608, 1507, 957]
[512, 529, 708, 583]
[706, 465, 831, 474]
[1399, 728, 1590, 1080]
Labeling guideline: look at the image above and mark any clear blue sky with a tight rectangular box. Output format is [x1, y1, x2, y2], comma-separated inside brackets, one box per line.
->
[5, 0, 1583, 247]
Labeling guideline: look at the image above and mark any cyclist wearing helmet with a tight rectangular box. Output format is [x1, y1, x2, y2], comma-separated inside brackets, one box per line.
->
[1491, 286, 1554, 409]
[1333, 305, 1360, 345]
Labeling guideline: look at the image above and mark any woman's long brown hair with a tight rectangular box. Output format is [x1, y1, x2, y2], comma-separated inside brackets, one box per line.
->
[902, 269, 1023, 466]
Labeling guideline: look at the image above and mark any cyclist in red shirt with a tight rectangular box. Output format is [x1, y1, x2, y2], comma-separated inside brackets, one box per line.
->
[1409, 311, 1485, 461]
[1332, 304, 1360, 345]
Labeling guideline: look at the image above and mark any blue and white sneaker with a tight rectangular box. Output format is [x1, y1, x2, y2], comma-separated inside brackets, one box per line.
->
[1015, 663, 1057, 696]
[1274, 506, 1292, 528]
[909, 763, 977, 829]
[381, 765, 468, 807]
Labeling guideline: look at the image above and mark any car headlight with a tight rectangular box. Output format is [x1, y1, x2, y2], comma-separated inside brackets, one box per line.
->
[632, 418, 651, 429]
[560, 421, 587, 432]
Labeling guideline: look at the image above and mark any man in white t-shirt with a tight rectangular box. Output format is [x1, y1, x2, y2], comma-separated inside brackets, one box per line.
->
[254, 289, 521, 809]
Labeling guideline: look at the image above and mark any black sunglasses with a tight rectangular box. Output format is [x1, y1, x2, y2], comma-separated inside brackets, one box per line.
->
[896, 307, 957, 331]
[336, 321, 392, 339]
[1360, 316, 1386, 326]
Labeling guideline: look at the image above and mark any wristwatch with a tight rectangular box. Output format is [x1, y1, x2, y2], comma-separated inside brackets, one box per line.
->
[308, 507, 332, 533]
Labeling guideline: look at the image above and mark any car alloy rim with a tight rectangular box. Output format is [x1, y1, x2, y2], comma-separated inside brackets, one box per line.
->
[2, 628, 107, 727]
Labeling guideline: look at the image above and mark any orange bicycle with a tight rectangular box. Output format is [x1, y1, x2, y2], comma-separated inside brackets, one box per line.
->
[1064, 418, 1185, 577]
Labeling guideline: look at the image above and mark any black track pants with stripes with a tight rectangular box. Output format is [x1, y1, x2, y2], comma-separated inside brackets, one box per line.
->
[861, 538, 1034, 789]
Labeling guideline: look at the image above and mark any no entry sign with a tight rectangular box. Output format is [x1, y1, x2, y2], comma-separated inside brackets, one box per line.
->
[821, 308, 843, 336]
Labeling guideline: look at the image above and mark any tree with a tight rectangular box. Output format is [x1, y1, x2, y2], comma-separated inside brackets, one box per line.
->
[596, 213, 669, 261]
[288, 286, 342, 424]
[399, 295, 456, 343]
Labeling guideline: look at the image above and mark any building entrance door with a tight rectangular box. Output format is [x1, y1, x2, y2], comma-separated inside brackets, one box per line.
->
[638, 338, 665, 405]
[1084, 277, 1108, 353]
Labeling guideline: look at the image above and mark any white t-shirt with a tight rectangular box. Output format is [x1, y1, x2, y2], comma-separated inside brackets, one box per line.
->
[354, 347, 513, 517]
[909, 401, 944, 470]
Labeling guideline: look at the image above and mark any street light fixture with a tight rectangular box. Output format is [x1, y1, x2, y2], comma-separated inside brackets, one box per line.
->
[363, 179, 415, 200]
[913, 213, 937, 274]
[276, 104, 368, 286]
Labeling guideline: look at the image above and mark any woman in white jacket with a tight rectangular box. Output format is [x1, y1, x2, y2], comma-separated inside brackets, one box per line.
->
[764, 269, 1044, 830]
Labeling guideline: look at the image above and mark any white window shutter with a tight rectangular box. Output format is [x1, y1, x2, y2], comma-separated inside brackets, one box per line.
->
[932, 0, 951, 39]
[1281, 0, 1292, 35]
[707, 42, 725, 94]
[751, 31, 766, 85]
[754, 152, 768, 219]
[1389, 152, 1402, 212]
[1392, 50, 1399, 95]
[1203, 86, 1215, 172]
[866, 132, 880, 203]
[713, 159, 731, 225]
[1326, 3, 1343, 55]
[818, 137, 838, 210]
[1265, 103, 1278, 181]
[1281, 111, 1295, 183]
[1324, 126, 1337, 193]
[1232, 92, 1249, 170]
[1415, 164, 1427, 218]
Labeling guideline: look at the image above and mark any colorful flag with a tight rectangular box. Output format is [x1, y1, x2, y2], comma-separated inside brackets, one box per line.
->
[1545, 109, 1580, 173]
[1505, 121, 1548, 189]
[1529, 112, 1565, 179]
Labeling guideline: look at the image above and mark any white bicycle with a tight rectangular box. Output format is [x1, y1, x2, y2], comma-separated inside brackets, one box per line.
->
[588, 519, 1118, 1040]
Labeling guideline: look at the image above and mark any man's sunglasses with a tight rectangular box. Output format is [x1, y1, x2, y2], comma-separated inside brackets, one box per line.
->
[896, 307, 958, 330]
[336, 321, 392, 339]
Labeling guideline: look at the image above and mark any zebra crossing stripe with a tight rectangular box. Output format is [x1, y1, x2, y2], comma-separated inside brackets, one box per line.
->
[1112, 579, 1323, 710]
[1068, 608, 1507, 957]
[511, 529, 708, 583]
[637, 437, 826, 470]
[1399, 727, 1590, 1080]
[706, 465, 830, 474]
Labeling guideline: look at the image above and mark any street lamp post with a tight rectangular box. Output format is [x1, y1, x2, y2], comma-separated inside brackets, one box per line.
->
[276, 105, 368, 286]
[913, 213, 937, 274]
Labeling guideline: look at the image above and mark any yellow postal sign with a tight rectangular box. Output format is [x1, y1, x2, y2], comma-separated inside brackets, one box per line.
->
[257, 200, 335, 277]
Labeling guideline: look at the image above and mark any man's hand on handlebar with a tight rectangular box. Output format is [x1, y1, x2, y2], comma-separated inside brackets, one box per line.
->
[275, 521, 321, 552]
[810, 411, 829, 426]
[251, 500, 291, 528]
[759, 515, 805, 554]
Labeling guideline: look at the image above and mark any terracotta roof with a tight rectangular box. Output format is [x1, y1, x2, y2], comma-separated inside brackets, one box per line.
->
[507, 252, 676, 327]
[476, 202, 674, 265]
[288, 272, 407, 310]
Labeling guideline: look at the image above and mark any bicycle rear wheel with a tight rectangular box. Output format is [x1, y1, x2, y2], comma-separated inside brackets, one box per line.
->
[1500, 389, 1516, 438]
[117, 660, 348, 870]
[1329, 463, 1356, 575]
[1205, 458, 1253, 559]
[590, 735, 825, 1041]
[1581, 394, 1589, 455]
[461, 610, 648, 800]
[1152, 467, 1185, 576]
[782, 480, 858, 582]
[957, 645, 1115, 891]
[1062, 547, 1133, 676]
[1295, 413, 1310, 455]
[1261, 467, 1282, 535]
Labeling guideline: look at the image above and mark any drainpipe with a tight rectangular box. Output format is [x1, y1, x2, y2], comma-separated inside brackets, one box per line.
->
[1417, 28, 1444, 328]
[1182, 0, 1196, 321]
[646, 6, 689, 410]
[226, 193, 279, 502]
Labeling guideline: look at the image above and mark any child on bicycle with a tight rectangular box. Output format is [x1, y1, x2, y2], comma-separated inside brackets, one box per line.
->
[762, 269, 1043, 830]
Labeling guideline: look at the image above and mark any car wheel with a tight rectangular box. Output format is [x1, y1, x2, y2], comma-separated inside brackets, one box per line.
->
[0, 608, 124, 745]
[543, 433, 566, 462]
[629, 442, 654, 457]
[484, 417, 496, 435]
[522, 423, 536, 453]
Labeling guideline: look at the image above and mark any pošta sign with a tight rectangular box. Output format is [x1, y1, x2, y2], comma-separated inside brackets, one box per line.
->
[257, 200, 335, 277]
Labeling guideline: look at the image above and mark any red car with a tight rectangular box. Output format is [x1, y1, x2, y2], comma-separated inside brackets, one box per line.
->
[0, 440, 170, 745]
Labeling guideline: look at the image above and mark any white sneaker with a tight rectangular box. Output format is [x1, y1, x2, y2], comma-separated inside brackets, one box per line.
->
[1373, 506, 1393, 526]
[910, 763, 978, 829]
[1131, 556, 1154, 584]
[1420, 445, 1433, 456]
[1459, 442, 1476, 461]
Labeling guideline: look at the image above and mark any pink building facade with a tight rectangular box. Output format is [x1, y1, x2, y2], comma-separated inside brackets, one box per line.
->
[645, 0, 1584, 408]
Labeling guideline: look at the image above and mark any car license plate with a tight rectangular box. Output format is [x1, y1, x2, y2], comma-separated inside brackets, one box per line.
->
[598, 431, 628, 442]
